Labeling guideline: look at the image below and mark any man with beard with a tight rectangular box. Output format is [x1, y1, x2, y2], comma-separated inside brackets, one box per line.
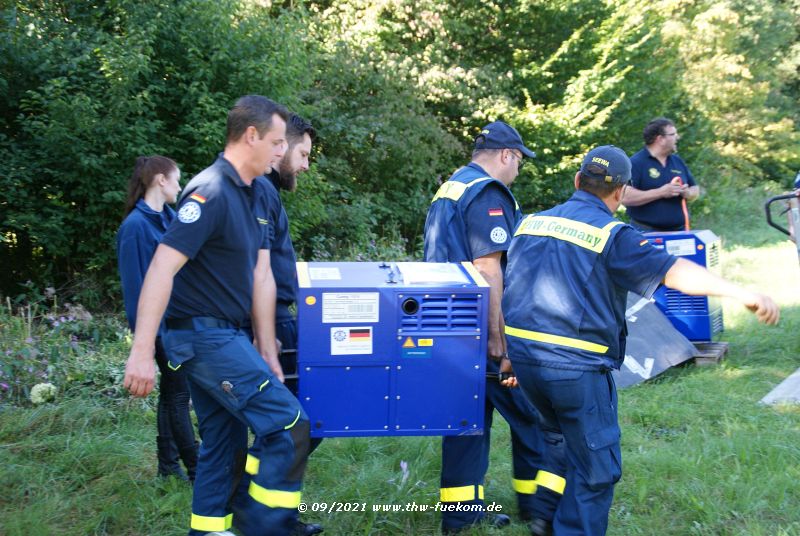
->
[261, 113, 315, 395]
[621, 117, 700, 232]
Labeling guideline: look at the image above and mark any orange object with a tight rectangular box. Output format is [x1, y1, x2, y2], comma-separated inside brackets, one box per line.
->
[673, 176, 690, 231]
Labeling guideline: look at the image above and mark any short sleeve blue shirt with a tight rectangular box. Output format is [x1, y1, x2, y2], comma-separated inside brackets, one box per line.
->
[162, 155, 273, 326]
[627, 147, 696, 229]
[260, 171, 298, 320]
[464, 179, 518, 260]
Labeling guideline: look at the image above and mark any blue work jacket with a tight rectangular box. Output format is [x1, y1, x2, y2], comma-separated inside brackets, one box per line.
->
[503, 190, 675, 371]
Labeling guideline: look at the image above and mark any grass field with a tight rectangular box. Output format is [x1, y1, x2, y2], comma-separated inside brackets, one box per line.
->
[2, 188, 800, 535]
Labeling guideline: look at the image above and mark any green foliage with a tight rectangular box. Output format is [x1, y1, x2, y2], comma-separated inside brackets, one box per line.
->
[0, 0, 461, 302]
[1, 0, 799, 303]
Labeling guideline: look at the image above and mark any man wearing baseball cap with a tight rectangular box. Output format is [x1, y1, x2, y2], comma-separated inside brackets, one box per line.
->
[502, 145, 779, 535]
[424, 121, 558, 534]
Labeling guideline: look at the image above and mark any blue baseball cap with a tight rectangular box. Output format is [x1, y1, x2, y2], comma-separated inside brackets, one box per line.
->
[474, 121, 536, 158]
[580, 145, 631, 184]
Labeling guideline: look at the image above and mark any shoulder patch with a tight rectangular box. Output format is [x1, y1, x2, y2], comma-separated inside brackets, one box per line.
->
[178, 201, 202, 223]
[189, 193, 207, 203]
[488, 208, 504, 217]
[490, 226, 508, 244]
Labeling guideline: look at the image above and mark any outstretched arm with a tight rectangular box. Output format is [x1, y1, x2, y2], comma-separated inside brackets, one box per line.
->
[664, 258, 779, 324]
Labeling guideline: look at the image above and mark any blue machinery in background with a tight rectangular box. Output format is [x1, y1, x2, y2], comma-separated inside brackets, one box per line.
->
[296, 261, 489, 438]
[644, 230, 724, 341]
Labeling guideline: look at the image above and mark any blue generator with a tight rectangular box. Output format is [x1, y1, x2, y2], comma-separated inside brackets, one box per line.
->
[296, 261, 489, 438]
[645, 230, 724, 341]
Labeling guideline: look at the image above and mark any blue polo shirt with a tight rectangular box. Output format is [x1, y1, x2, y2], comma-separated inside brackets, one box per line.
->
[117, 199, 175, 332]
[259, 171, 297, 321]
[424, 162, 521, 263]
[162, 155, 273, 326]
[627, 147, 696, 229]
[503, 190, 677, 371]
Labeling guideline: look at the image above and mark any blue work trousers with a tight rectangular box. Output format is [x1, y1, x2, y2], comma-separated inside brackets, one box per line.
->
[163, 323, 310, 536]
[440, 359, 559, 530]
[513, 362, 622, 536]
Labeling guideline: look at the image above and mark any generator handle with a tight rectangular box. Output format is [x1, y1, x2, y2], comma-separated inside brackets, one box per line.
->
[764, 192, 799, 236]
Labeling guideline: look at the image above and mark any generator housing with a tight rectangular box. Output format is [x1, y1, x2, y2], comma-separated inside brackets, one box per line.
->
[296, 261, 489, 438]
[645, 229, 724, 341]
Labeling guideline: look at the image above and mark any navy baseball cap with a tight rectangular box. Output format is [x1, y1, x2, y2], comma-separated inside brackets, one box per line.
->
[580, 145, 631, 184]
[474, 121, 536, 158]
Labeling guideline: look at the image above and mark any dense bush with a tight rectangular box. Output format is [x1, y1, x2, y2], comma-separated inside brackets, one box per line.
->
[0, 0, 460, 306]
[1, 0, 798, 306]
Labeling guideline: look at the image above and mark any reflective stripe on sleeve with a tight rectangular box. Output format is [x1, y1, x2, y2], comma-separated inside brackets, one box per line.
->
[190, 513, 233, 531]
[505, 325, 608, 354]
[248, 481, 302, 508]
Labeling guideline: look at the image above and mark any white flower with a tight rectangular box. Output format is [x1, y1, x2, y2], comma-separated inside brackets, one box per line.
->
[30, 382, 57, 404]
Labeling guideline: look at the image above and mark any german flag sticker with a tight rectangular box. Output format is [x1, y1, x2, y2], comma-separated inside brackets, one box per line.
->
[190, 193, 207, 204]
[349, 328, 371, 339]
[488, 208, 504, 216]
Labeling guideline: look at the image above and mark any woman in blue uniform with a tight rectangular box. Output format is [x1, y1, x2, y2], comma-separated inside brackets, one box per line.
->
[117, 155, 198, 481]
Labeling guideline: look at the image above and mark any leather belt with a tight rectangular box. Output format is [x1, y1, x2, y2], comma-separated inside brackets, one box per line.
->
[165, 316, 237, 331]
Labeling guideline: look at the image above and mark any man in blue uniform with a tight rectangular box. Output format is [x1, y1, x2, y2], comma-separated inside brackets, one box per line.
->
[232, 114, 322, 536]
[123, 95, 310, 536]
[622, 118, 700, 231]
[503, 145, 779, 535]
[424, 121, 559, 535]
[262, 113, 316, 394]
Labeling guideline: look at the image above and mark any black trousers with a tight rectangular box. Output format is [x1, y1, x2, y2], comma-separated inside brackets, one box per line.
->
[154, 336, 198, 477]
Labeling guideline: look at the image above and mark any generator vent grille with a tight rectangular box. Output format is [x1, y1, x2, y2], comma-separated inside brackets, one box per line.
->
[707, 241, 721, 270]
[664, 289, 708, 312]
[401, 295, 481, 331]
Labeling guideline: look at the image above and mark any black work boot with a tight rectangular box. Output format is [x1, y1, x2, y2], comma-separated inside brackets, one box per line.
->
[529, 517, 554, 536]
[178, 440, 199, 482]
[443, 514, 511, 534]
[292, 520, 324, 535]
[156, 436, 188, 481]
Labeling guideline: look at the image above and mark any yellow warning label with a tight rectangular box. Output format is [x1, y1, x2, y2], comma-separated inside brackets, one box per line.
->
[418, 339, 433, 347]
[402, 337, 415, 348]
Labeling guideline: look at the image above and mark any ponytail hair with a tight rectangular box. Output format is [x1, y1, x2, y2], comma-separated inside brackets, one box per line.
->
[124, 155, 178, 216]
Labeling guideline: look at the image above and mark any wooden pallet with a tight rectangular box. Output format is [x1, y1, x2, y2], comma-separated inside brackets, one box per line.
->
[692, 341, 729, 366]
